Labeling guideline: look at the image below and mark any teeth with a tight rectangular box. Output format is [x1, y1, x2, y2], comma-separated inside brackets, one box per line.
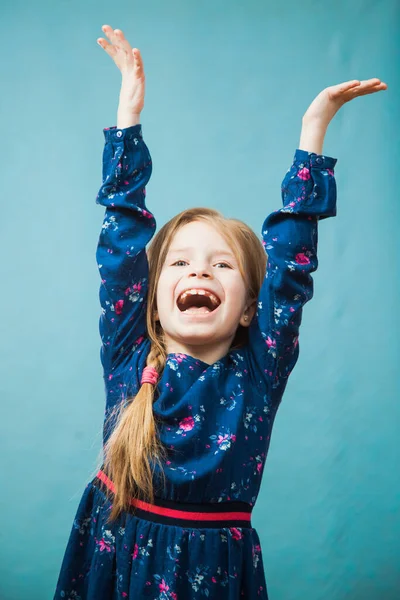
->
[178, 288, 220, 307]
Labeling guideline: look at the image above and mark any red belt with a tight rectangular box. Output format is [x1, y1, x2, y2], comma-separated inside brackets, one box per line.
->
[95, 469, 253, 529]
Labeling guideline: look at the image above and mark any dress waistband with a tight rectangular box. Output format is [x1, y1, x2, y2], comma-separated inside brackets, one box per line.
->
[95, 470, 253, 529]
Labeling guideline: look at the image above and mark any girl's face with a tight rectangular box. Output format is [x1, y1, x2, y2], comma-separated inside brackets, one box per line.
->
[155, 220, 253, 364]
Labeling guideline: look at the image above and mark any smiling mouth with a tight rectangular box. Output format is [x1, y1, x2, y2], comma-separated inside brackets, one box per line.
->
[176, 289, 221, 313]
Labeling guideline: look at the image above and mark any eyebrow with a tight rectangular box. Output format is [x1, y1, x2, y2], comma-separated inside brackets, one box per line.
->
[167, 247, 236, 258]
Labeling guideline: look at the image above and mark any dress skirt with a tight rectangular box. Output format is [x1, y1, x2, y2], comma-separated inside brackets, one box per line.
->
[54, 471, 269, 599]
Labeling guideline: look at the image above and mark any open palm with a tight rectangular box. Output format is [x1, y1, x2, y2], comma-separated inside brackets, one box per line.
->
[97, 24, 145, 115]
[304, 78, 388, 126]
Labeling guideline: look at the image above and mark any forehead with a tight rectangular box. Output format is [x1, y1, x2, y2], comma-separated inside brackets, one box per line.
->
[167, 221, 233, 254]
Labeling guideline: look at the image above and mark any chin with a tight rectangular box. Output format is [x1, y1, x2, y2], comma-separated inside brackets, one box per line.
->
[175, 333, 218, 345]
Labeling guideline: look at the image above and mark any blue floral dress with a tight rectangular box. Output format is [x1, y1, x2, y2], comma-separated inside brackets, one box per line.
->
[54, 124, 337, 600]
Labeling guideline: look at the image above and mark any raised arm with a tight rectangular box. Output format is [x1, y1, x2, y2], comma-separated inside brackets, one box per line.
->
[96, 25, 154, 374]
[247, 149, 337, 393]
[248, 78, 387, 396]
[96, 124, 154, 374]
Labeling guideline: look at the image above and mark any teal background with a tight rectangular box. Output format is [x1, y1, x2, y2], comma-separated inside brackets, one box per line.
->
[1, 0, 399, 598]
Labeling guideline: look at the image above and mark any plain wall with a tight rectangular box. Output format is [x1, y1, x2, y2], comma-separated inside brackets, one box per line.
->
[1, 0, 399, 598]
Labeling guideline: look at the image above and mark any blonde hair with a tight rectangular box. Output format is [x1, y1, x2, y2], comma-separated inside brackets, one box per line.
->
[103, 207, 267, 521]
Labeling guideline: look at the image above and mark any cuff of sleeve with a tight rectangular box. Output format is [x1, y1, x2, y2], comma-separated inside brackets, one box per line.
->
[103, 124, 143, 143]
[294, 149, 337, 169]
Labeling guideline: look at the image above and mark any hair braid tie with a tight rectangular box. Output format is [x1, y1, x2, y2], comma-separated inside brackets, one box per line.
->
[141, 366, 159, 386]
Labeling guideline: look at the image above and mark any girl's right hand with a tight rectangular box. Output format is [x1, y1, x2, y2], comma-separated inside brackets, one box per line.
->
[97, 24, 145, 117]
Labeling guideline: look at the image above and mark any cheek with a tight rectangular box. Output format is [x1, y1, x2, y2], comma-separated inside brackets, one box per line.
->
[156, 273, 174, 307]
[228, 278, 247, 302]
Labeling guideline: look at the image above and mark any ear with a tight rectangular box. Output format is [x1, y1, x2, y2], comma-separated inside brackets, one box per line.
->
[239, 300, 257, 328]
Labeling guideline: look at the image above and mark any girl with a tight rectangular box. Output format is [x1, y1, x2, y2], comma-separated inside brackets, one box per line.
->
[54, 24, 387, 600]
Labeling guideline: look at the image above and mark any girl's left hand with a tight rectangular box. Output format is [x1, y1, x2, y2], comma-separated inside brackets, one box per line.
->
[303, 78, 388, 127]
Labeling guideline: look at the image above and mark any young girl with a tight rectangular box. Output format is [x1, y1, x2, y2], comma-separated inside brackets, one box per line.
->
[54, 24, 387, 600]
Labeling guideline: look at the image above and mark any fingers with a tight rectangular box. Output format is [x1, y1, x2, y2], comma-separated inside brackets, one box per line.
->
[339, 80, 362, 92]
[132, 48, 144, 73]
[113, 28, 136, 61]
[328, 80, 360, 99]
[97, 24, 139, 71]
[97, 24, 119, 55]
[328, 78, 387, 102]
[351, 78, 388, 98]
[96, 36, 116, 58]
[101, 24, 117, 43]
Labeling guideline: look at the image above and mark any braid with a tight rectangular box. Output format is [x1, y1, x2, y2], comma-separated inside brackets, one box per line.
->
[103, 340, 167, 522]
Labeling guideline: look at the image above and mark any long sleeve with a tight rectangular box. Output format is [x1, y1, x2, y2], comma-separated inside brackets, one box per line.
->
[248, 149, 337, 396]
[96, 124, 155, 375]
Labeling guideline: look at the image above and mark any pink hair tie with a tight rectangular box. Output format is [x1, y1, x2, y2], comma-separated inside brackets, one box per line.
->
[141, 366, 159, 386]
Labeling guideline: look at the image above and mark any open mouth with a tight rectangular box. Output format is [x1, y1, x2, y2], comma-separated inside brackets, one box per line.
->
[176, 289, 221, 314]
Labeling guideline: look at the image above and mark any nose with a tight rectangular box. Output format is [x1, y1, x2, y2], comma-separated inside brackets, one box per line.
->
[188, 264, 212, 279]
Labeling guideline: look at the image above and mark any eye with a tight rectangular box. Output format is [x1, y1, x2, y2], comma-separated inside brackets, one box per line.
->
[172, 260, 187, 267]
[172, 260, 231, 268]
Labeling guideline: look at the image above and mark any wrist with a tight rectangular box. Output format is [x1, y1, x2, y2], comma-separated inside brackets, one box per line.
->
[299, 118, 327, 155]
[302, 114, 329, 131]
[116, 111, 141, 129]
